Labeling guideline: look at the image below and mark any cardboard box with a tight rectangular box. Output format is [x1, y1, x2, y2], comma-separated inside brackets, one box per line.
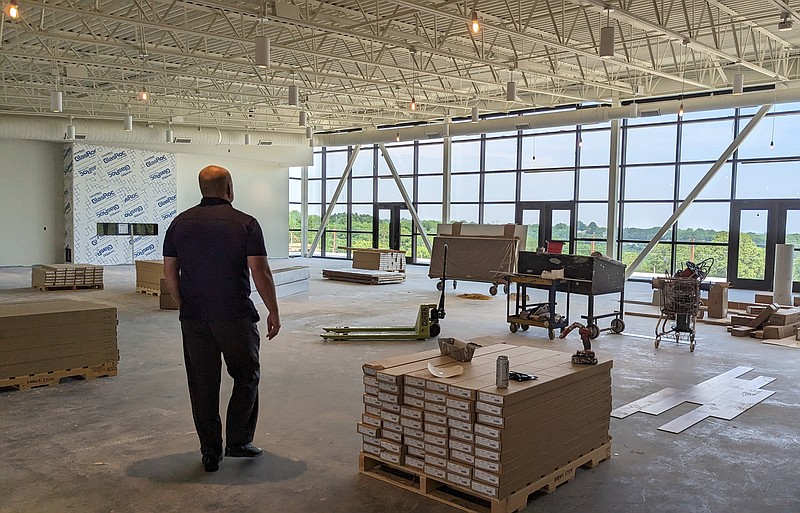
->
[135, 259, 164, 291]
[707, 282, 729, 319]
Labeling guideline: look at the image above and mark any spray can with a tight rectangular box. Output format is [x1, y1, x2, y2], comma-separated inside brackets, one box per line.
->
[496, 356, 509, 388]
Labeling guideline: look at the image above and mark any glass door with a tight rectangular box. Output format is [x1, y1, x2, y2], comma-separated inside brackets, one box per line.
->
[516, 202, 575, 254]
[374, 203, 412, 254]
[728, 200, 800, 291]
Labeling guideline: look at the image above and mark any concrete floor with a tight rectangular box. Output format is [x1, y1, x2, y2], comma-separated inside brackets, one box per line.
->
[1, 259, 798, 513]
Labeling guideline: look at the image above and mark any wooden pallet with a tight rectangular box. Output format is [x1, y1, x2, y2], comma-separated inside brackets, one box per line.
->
[0, 362, 117, 391]
[359, 442, 611, 513]
[322, 269, 406, 285]
[34, 284, 104, 292]
[136, 286, 160, 296]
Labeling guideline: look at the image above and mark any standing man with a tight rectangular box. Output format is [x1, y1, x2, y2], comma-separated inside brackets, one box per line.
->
[163, 165, 281, 473]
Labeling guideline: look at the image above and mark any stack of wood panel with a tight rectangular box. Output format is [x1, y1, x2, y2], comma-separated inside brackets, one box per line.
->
[358, 341, 612, 507]
[135, 259, 164, 294]
[31, 264, 104, 291]
[351, 248, 406, 273]
[322, 268, 406, 285]
[728, 303, 800, 342]
[0, 299, 118, 390]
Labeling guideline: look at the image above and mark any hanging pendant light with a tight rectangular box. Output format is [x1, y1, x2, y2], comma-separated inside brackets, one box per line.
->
[471, 105, 479, 123]
[123, 113, 133, 132]
[288, 84, 299, 106]
[410, 96, 417, 111]
[299, 110, 307, 127]
[244, 132, 252, 146]
[506, 81, 516, 102]
[50, 91, 63, 113]
[255, 35, 270, 68]
[733, 72, 744, 95]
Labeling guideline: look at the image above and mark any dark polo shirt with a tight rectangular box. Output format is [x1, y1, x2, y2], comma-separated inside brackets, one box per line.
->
[163, 197, 267, 322]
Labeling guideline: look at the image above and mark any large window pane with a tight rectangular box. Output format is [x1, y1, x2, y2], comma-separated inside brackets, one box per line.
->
[352, 148, 374, 177]
[579, 129, 610, 166]
[351, 177, 373, 203]
[418, 175, 443, 202]
[520, 171, 574, 201]
[325, 151, 349, 178]
[325, 179, 347, 203]
[289, 178, 301, 203]
[675, 243, 728, 279]
[308, 179, 322, 202]
[483, 204, 516, 224]
[577, 203, 608, 241]
[678, 163, 732, 200]
[681, 108, 735, 121]
[307, 204, 322, 231]
[520, 132, 576, 168]
[350, 205, 373, 247]
[681, 119, 734, 162]
[449, 204, 479, 223]
[736, 162, 800, 199]
[382, 145, 415, 174]
[452, 140, 481, 173]
[624, 166, 675, 200]
[311, 153, 322, 178]
[578, 167, 609, 201]
[419, 143, 443, 174]
[622, 241, 673, 277]
[676, 203, 730, 242]
[378, 176, 413, 202]
[621, 202, 674, 241]
[625, 124, 677, 164]
[417, 205, 441, 235]
[483, 172, 517, 202]
[738, 112, 800, 159]
[451, 174, 480, 202]
[485, 137, 517, 171]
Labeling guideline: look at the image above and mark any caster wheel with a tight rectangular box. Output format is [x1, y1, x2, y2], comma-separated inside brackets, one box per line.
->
[489, 285, 498, 296]
[452, 280, 457, 289]
[589, 324, 600, 339]
[429, 323, 441, 337]
[521, 324, 529, 331]
[654, 337, 660, 348]
[548, 329, 555, 340]
[610, 318, 625, 334]
[509, 323, 519, 333]
[503, 284, 509, 295]
[436, 281, 444, 291]
[690, 341, 696, 352]
[542, 319, 550, 329]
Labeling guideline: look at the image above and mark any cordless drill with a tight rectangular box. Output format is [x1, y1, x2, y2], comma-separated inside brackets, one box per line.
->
[559, 322, 599, 365]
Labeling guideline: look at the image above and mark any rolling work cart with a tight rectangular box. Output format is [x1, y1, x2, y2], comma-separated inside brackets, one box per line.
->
[505, 273, 570, 340]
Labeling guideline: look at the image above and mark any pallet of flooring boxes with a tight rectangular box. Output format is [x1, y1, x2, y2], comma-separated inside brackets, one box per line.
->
[32, 264, 104, 291]
[347, 248, 406, 273]
[358, 340, 612, 512]
[0, 299, 118, 391]
[135, 259, 165, 295]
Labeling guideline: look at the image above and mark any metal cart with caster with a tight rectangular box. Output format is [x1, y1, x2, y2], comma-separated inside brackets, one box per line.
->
[505, 273, 569, 340]
[654, 277, 701, 352]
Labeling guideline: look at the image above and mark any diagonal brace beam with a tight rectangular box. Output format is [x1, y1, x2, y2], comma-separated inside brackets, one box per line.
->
[308, 145, 361, 256]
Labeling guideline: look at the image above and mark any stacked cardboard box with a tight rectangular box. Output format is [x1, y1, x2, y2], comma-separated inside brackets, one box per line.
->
[359, 343, 612, 500]
[31, 264, 104, 290]
[135, 259, 164, 293]
[350, 249, 406, 273]
[728, 303, 800, 340]
[0, 299, 119, 383]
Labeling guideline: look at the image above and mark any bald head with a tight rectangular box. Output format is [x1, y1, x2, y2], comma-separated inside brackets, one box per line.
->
[198, 165, 233, 201]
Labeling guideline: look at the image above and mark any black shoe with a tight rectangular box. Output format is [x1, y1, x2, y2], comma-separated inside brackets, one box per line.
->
[202, 454, 222, 472]
[224, 443, 263, 458]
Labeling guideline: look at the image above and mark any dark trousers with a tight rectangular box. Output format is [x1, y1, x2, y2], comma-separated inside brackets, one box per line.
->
[180, 318, 261, 458]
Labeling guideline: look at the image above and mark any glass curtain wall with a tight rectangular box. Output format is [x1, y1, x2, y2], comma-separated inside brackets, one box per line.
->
[297, 101, 800, 283]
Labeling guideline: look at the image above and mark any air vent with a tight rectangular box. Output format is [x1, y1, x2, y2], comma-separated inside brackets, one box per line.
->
[640, 109, 661, 117]
[514, 123, 532, 130]
[426, 132, 441, 139]
[173, 137, 192, 144]
[258, 140, 273, 146]
[74, 134, 87, 140]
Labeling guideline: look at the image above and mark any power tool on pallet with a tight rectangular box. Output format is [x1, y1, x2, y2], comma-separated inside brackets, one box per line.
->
[559, 322, 598, 365]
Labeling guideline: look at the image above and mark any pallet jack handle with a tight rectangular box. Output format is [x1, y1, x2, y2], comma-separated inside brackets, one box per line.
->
[436, 244, 447, 319]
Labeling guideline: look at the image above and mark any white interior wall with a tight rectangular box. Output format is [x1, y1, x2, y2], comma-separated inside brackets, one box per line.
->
[0, 140, 65, 266]
[176, 155, 290, 259]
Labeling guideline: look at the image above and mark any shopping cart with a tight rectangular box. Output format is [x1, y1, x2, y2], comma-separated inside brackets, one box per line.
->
[654, 276, 701, 352]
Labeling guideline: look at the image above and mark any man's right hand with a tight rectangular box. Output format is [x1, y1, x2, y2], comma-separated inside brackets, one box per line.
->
[266, 312, 281, 340]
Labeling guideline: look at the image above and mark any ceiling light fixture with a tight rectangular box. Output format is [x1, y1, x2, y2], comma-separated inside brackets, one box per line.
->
[506, 73, 516, 102]
[137, 87, 149, 102]
[255, 35, 270, 68]
[733, 72, 744, 95]
[165, 122, 173, 143]
[678, 38, 688, 119]
[288, 83, 299, 106]
[410, 96, 417, 111]
[7, 2, 19, 19]
[471, 105, 479, 123]
[50, 91, 63, 113]
[123, 113, 133, 132]
[778, 13, 793, 31]
[66, 117, 76, 141]
[299, 110, 307, 127]
[770, 103, 776, 150]
[395, 132, 400, 142]
[306, 126, 313, 139]
[600, 6, 615, 59]
[244, 131, 252, 146]
[470, 9, 480, 34]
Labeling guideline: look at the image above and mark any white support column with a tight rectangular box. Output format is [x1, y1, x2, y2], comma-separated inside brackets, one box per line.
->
[606, 118, 621, 259]
[308, 145, 361, 256]
[624, 104, 772, 279]
[378, 144, 433, 254]
[300, 165, 309, 257]
[442, 136, 452, 224]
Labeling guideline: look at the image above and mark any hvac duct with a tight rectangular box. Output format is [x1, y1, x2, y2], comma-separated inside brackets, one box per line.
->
[0, 115, 309, 147]
[316, 84, 800, 147]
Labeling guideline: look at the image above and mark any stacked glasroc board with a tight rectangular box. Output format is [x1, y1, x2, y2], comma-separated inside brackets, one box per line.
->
[359, 342, 612, 511]
[0, 299, 118, 390]
[31, 264, 104, 291]
[351, 248, 406, 273]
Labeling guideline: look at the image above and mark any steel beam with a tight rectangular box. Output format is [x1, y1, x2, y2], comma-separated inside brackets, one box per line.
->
[308, 145, 361, 256]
